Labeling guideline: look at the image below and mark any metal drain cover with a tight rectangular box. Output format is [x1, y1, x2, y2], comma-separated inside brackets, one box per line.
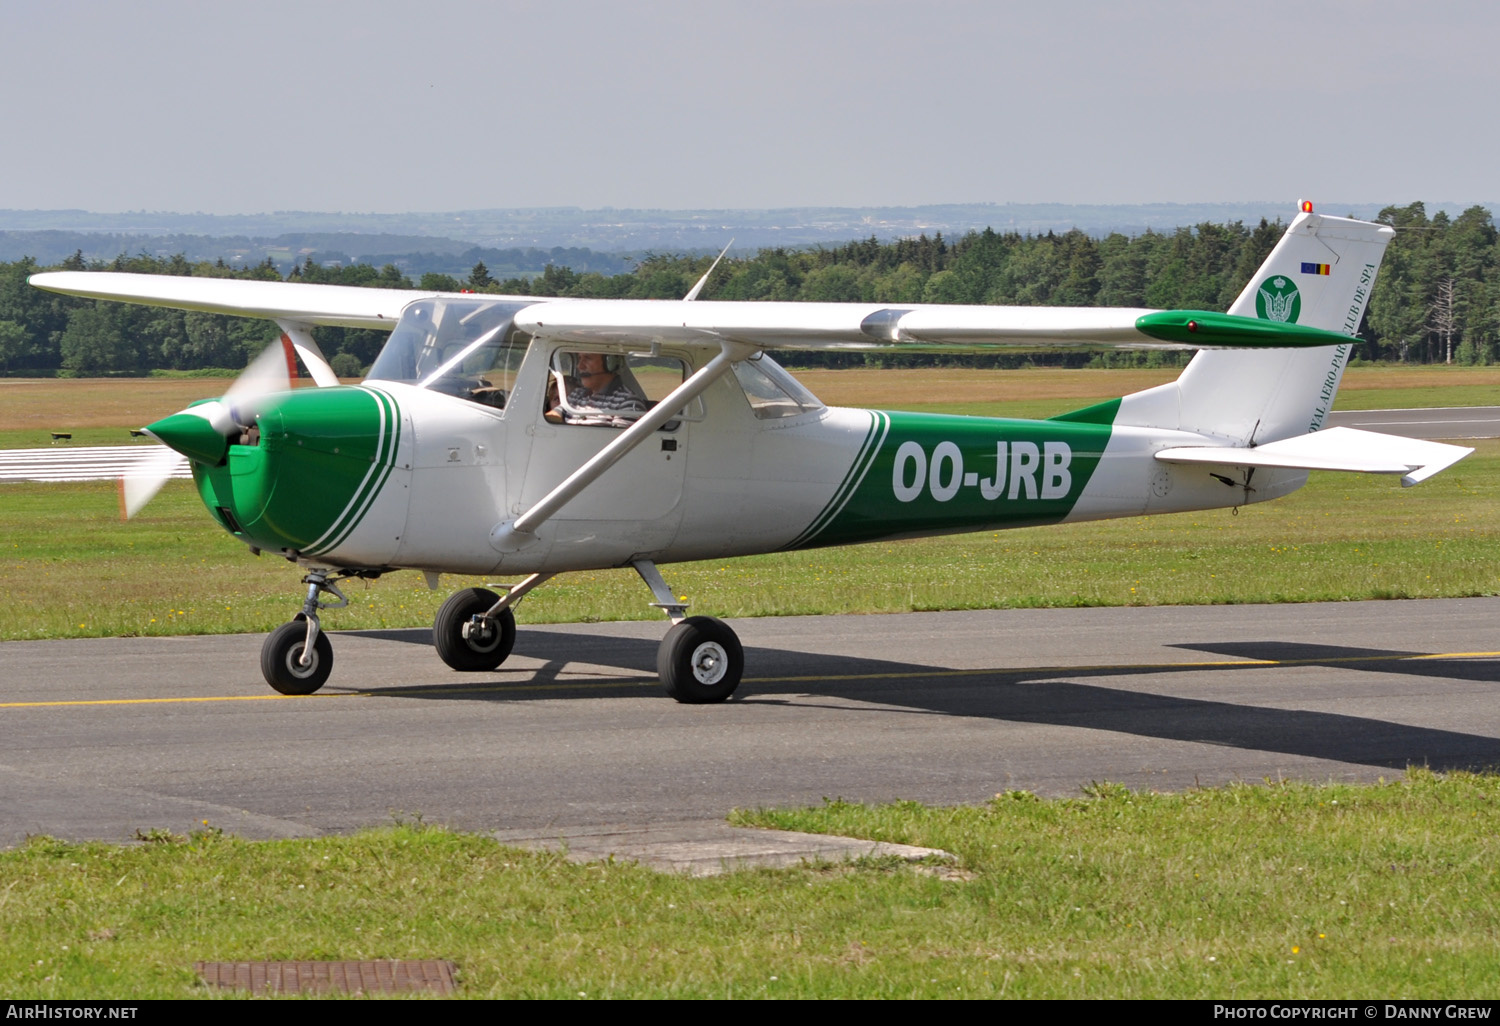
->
[195, 959, 457, 996]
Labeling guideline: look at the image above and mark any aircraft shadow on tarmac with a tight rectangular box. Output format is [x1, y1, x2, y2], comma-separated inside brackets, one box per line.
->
[338, 628, 1500, 774]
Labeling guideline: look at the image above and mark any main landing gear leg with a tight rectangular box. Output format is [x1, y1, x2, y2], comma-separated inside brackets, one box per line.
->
[433, 573, 553, 672]
[261, 570, 348, 695]
[633, 560, 743, 704]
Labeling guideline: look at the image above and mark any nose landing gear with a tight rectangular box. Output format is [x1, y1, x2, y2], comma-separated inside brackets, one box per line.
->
[260, 569, 349, 695]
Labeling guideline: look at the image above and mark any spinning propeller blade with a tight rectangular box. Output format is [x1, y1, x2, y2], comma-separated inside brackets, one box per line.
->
[120, 335, 303, 519]
[118, 444, 189, 519]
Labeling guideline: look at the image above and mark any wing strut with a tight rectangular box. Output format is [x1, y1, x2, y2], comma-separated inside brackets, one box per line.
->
[490, 340, 753, 552]
[482, 572, 555, 618]
[275, 320, 341, 387]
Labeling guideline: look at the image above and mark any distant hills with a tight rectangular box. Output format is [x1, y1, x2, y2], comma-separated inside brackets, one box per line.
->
[0, 230, 634, 279]
[0, 201, 1489, 275]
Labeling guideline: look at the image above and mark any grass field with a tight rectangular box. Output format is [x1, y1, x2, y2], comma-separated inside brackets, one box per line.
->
[3, 771, 1497, 999]
[1, 368, 1496, 640]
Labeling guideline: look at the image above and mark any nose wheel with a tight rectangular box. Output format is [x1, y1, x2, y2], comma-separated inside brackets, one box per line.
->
[261, 620, 334, 694]
[259, 569, 350, 695]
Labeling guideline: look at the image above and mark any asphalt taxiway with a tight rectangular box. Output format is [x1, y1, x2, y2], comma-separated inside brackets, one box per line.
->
[3, 599, 1498, 847]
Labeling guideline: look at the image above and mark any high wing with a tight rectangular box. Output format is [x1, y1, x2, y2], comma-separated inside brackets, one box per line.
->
[29, 272, 1354, 352]
[513, 300, 1354, 351]
[28, 271, 468, 330]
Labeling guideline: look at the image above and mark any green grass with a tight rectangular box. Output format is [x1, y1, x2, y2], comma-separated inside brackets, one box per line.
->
[1, 440, 1495, 641]
[0, 429, 159, 448]
[3, 771, 1497, 998]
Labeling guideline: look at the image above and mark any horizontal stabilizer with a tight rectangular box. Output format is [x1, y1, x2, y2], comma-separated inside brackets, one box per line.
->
[1155, 427, 1473, 487]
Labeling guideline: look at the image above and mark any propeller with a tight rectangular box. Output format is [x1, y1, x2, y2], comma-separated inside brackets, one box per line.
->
[119, 333, 302, 519]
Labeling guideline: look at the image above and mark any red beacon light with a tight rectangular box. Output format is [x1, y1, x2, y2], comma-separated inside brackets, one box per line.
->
[1300, 199, 1314, 213]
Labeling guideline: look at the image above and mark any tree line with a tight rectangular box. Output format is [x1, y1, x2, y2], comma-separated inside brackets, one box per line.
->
[0, 201, 1493, 377]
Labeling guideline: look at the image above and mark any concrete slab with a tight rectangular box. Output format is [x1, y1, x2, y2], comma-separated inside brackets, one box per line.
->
[492, 820, 955, 877]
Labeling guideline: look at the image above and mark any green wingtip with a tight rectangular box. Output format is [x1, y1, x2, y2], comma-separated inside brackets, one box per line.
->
[145, 412, 229, 466]
[1136, 311, 1353, 348]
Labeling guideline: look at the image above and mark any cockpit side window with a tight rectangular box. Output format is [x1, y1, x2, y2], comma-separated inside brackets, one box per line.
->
[543, 350, 704, 428]
[366, 297, 534, 411]
[730, 356, 824, 419]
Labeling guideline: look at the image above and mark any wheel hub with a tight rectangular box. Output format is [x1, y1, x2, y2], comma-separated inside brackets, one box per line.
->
[462, 615, 500, 653]
[690, 641, 728, 685]
[285, 645, 319, 678]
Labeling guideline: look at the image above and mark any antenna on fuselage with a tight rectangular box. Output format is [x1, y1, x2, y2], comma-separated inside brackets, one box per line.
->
[682, 239, 734, 302]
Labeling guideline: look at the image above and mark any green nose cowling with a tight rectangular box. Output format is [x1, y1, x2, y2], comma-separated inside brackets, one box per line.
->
[145, 411, 229, 466]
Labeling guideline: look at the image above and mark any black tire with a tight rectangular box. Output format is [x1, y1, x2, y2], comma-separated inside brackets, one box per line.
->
[434, 587, 516, 671]
[261, 620, 334, 695]
[658, 616, 743, 704]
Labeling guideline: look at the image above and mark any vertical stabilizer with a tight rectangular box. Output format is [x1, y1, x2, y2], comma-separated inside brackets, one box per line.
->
[1115, 211, 1394, 444]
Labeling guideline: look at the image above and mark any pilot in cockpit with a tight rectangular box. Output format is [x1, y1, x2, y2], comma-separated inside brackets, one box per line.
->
[545, 352, 646, 425]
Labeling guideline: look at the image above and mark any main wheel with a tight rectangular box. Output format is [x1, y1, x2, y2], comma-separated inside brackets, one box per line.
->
[261, 621, 334, 695]
[434, 587, 516, 671]
[658, 616, 743, 704]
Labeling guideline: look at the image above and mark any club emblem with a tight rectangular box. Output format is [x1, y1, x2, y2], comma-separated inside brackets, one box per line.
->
[1255, 275, 1301, 323]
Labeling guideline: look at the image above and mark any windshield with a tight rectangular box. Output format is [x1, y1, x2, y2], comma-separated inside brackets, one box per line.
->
[366, 297, 536, 409]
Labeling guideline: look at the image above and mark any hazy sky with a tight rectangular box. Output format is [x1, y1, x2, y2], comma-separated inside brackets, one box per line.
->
[3, 0, 1494, 213]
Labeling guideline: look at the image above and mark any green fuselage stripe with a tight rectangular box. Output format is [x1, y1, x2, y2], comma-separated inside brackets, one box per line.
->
[302, 388, 400, 557]
[790, 410, 1114, 550]
[312, 387, 399, 556]
[316, 388, 398, 555]
[785, 411, 888, 549]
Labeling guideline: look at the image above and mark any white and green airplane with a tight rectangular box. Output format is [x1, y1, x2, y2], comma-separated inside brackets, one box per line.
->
[29, 206, 1471, 703]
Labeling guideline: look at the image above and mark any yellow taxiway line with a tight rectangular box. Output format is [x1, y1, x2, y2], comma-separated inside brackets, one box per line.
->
[4, 650, 1498, 711]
